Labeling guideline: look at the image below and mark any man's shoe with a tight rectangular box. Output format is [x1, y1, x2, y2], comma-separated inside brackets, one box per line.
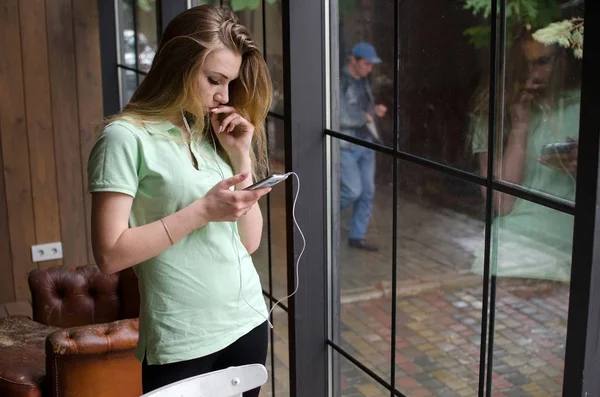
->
[349, 239, 379, 252]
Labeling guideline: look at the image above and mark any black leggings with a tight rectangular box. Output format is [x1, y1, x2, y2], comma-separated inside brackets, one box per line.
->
[142, 322, 269, 396]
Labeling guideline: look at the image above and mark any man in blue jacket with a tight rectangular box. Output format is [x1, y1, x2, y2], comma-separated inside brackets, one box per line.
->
[339, 42, 387, 251]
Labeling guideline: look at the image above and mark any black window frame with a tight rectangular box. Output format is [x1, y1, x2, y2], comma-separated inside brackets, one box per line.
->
[325, 1, 600, 397]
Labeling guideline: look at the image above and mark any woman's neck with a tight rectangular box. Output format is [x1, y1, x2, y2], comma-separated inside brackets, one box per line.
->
[169, 116, 191, 143]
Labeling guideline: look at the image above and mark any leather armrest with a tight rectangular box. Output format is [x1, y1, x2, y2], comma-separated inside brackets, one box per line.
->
[45, 318, 142, 397]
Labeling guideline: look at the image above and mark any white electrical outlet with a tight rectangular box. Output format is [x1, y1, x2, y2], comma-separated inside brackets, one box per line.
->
[31, 242, 63, 262]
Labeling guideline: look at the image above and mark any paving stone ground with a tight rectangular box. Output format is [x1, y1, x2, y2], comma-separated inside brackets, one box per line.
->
[255, 182, 569, 397]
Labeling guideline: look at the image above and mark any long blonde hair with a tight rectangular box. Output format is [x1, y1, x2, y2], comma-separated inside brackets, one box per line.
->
[465, 25, 566, 159]
[103, 5, 273, 178]
[467, 25, 567, 150]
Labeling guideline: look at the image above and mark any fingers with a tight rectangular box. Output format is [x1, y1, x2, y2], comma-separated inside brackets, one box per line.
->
[218, 172, 249, 189]
[520, 91, 534, 106]
[233, 189, 270, 219]
[220, 113, 245, 133]
[211, 106, 252, 134]
[248, 186, 272, 198]
[538, 153, 578, 176]
[211, 106, 237, 115]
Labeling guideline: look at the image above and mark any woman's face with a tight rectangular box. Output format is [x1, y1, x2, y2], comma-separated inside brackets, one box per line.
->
[521, 39, 557, 94]
[197, 48, 242, 110]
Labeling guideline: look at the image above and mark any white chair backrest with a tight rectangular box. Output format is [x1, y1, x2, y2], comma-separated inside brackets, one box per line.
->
[140, 364, 268, 397]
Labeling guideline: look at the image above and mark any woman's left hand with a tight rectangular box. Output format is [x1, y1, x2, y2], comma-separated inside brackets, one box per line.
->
[538, 144, 578, 176]
[210, 106, 254, 158]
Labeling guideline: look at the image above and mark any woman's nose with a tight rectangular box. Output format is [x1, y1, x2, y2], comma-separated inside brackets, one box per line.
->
[214, 90, 229, 105]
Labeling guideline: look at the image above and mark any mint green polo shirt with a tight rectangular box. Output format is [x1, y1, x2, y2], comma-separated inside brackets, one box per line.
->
[469, 92, 579, 281]
[87, 119, 268, 365]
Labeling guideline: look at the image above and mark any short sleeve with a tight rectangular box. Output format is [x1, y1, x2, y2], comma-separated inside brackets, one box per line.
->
[87, 122, 140, 197]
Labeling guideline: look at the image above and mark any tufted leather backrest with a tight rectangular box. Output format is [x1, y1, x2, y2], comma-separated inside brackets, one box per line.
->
[28, 265, 140, 328]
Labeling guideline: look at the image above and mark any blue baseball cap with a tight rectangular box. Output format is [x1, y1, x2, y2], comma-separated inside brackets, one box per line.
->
[351, 42, 382, 64]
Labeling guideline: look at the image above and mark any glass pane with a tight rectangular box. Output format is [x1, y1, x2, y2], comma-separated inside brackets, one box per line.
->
[333, 1, 393, 148]
[261, 306, 290, 396]
[135, 0, 158, 73]
[395, 160, 485, 396]
[473, 3, 584, 202]
[119, 67, 138, 107]
[253, 116, 287, 302]
[265, 0, 283, 115]
[230, 1, 264, 54]
[331, 137, 394, 383]
[190, 0, 220, 6]
[489, 193, 572, 396]
[394, 2, 491, 170]
[335, 353, 390, 397]
[267, 116, 285, 169]
[117, 0, 135, 68]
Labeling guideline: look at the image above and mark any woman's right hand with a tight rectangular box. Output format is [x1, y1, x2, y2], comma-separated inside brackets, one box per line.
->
[198, 172, 271, 223]
[510, 91, 534, 133]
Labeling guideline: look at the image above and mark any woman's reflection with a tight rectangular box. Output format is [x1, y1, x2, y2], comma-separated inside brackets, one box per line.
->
[467, 25, 580, 285]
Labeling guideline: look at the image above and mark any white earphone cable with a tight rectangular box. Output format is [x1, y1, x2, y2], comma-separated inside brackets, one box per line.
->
[183, 111, 304, 329]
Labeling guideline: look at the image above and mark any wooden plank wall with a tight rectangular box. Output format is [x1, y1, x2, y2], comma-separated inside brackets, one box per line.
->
[0, 0, 103, 303]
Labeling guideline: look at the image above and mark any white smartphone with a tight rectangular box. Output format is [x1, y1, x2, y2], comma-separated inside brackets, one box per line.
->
[244, 173, 291, 190]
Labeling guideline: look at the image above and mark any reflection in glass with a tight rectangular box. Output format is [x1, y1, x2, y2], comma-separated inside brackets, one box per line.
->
[394, 163, 484, 396]
[468, 27, 580, 203]
[467, 10, 583, 282]
[489, 196, 572, 396]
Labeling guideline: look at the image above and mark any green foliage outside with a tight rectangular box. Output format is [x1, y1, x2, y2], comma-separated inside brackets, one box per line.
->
[458, 0, 584, 58]
[230, 0, 278, 11]
[533, 17, 584, 58]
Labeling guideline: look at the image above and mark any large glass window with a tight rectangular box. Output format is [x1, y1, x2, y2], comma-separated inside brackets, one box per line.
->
[329, 0, 585, 396]
[116, 0, 159, 106]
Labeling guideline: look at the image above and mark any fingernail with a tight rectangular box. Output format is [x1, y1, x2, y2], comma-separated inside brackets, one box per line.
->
[218, 126, 223, 133]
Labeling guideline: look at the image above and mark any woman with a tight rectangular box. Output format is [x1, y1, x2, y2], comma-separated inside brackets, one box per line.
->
[468, 25, 580, 285]
[87, 5, 273, 395]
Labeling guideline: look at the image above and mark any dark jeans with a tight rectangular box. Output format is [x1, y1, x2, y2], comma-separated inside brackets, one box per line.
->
[142, 322, 269, 396]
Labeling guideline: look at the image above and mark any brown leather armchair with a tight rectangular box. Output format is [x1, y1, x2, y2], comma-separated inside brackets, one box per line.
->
[32, 264, 142, 397]
[0, 265, 142, 397]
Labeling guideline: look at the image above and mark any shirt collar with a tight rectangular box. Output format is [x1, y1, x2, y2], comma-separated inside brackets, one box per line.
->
[143, 120, 181, 136]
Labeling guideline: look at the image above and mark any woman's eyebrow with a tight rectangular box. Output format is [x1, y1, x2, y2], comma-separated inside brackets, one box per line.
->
[209, 71, 239, 81]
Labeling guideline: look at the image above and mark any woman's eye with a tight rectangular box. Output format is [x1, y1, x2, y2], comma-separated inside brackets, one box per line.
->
[208, 78, 219, 85]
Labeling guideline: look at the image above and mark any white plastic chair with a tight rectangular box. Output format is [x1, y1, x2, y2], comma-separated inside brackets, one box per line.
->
[140, 364, 268, 397]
